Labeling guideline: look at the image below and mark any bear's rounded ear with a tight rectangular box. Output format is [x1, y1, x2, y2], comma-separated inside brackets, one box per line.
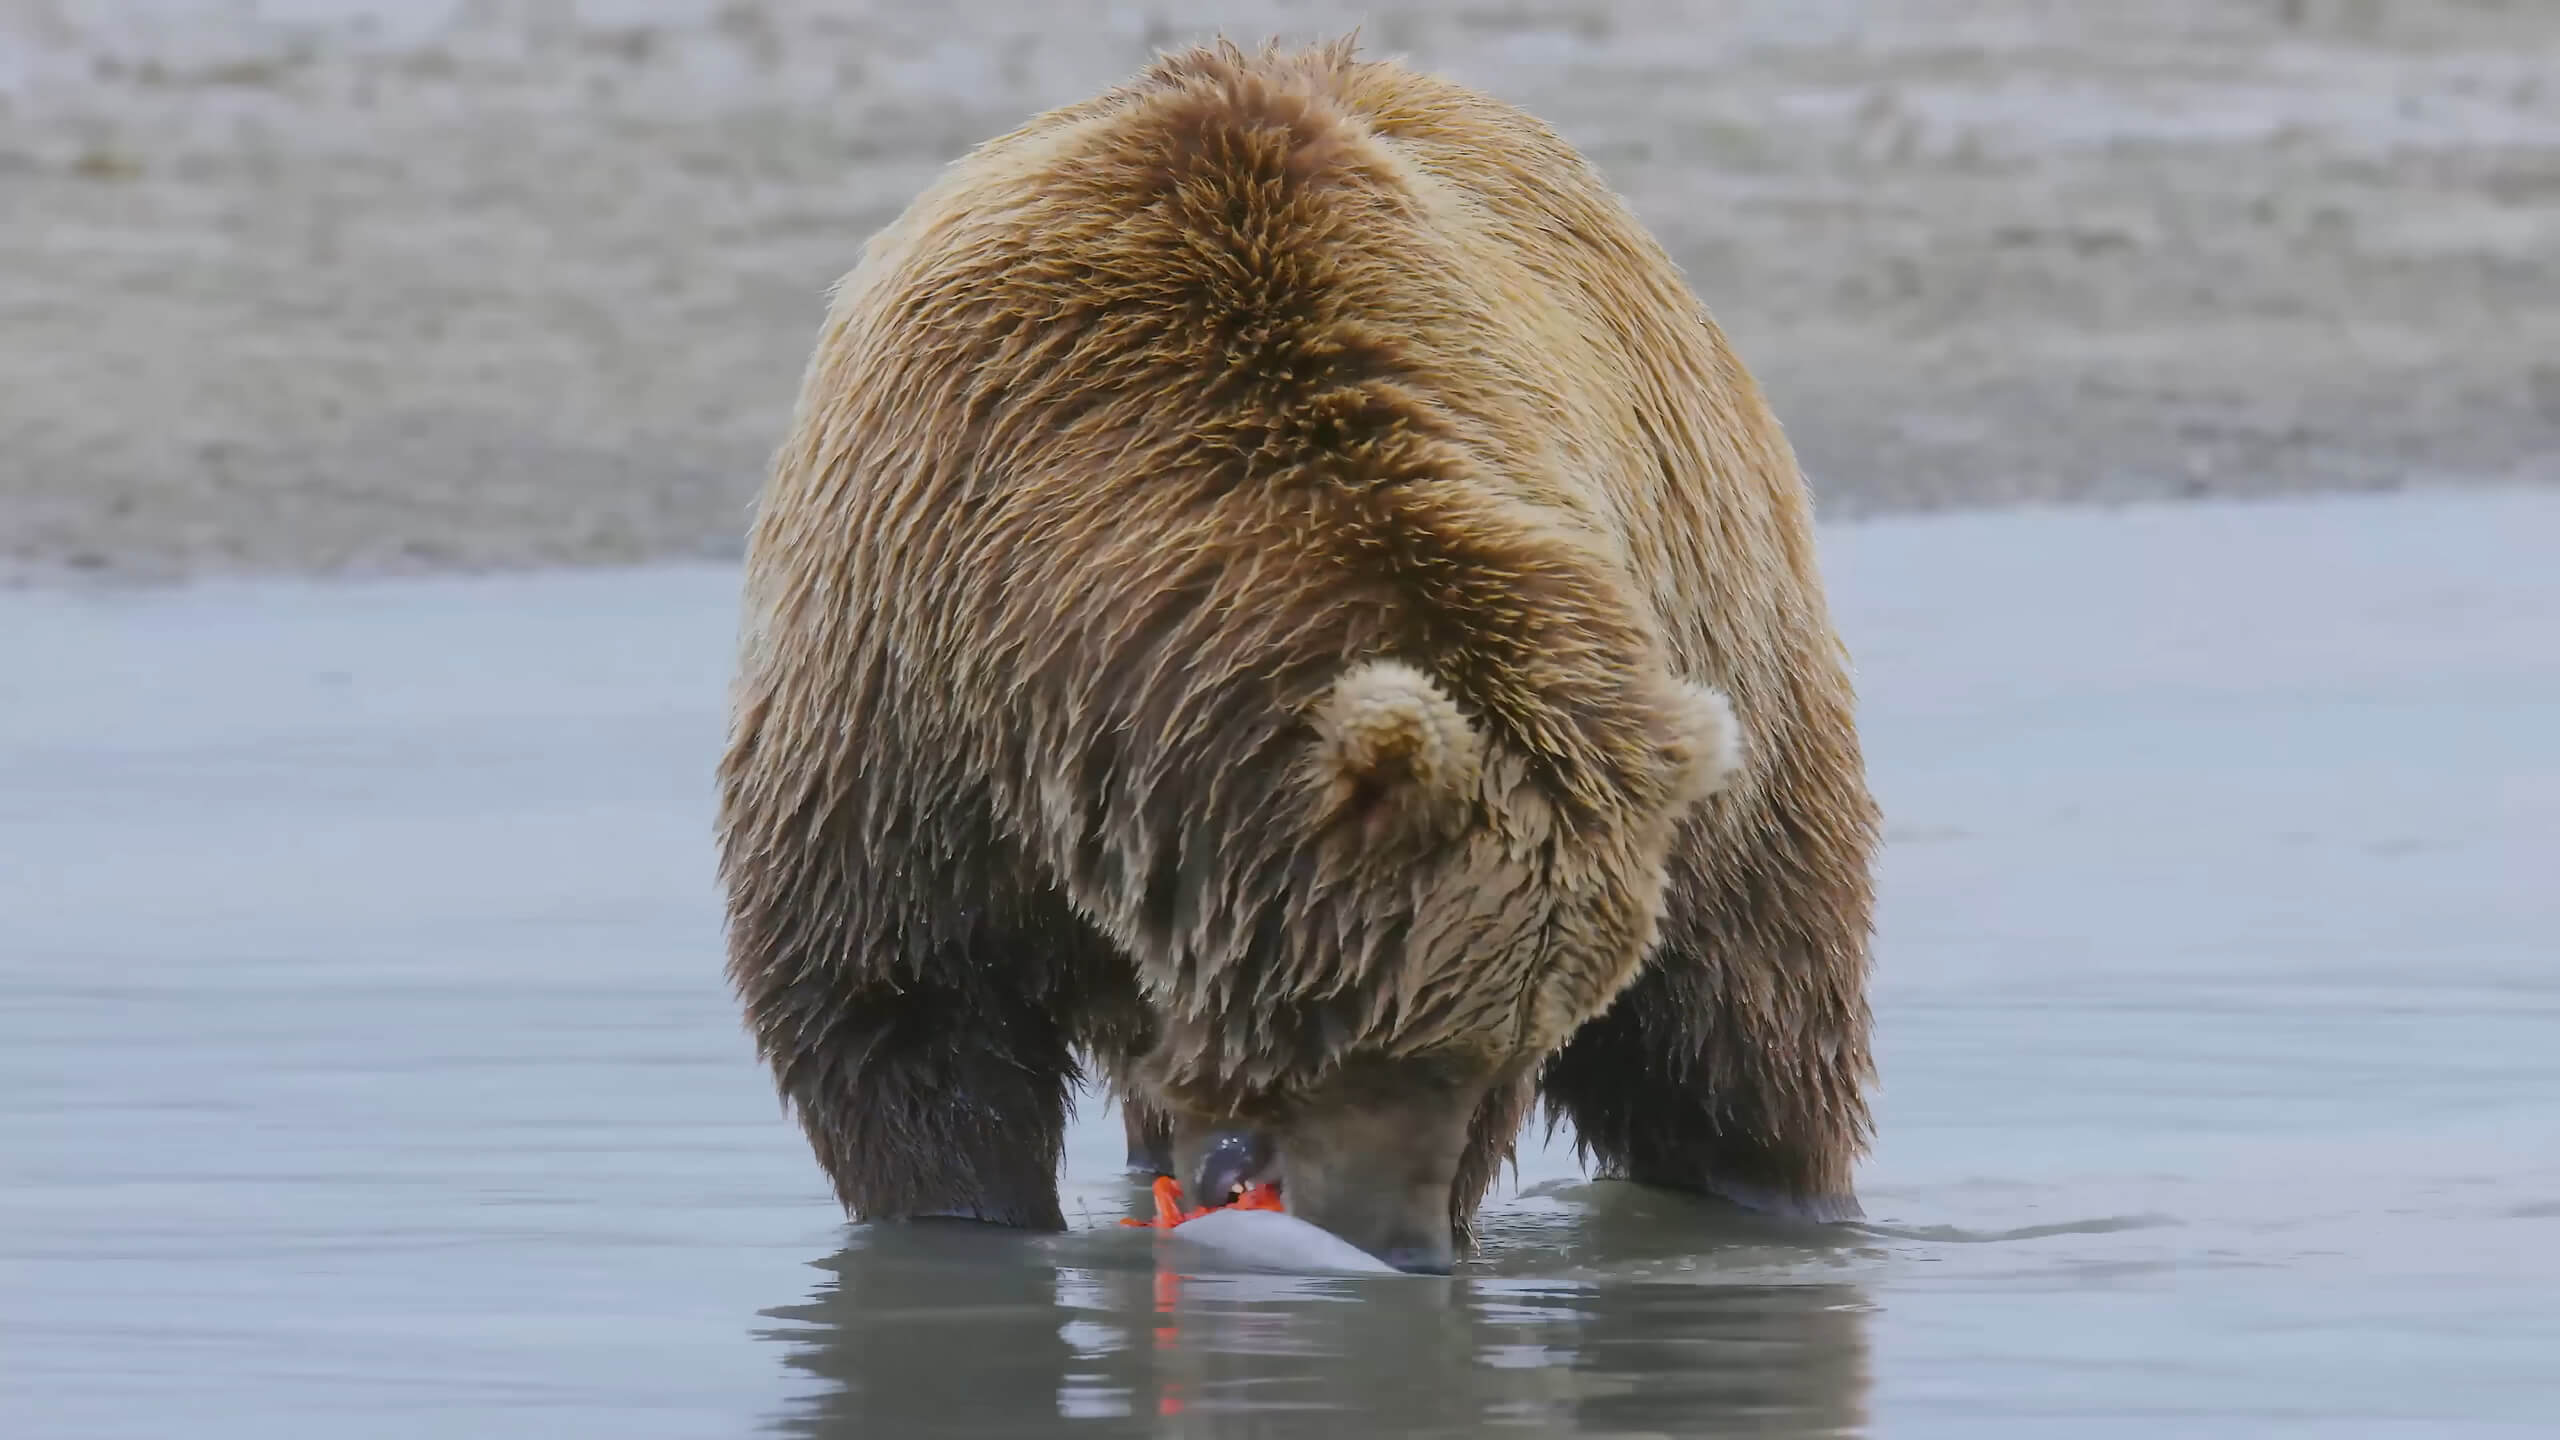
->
[1661, 678, 1745, 809]
[1307, 659, 1484, 833]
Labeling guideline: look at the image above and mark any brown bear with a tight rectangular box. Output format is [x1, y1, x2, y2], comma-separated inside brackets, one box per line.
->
[716, 38, 1878, 1273]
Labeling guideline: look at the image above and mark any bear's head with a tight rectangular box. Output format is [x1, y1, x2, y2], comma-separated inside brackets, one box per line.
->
[1133, 658, 1743, 1272]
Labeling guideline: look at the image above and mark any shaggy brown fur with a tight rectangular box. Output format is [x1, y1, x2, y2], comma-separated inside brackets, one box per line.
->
[716, 38, 1878, 1258]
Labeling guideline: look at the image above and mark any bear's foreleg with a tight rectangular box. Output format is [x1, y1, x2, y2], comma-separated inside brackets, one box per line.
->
[1540, 935, 1872, 1224]
[1119, 1097, 1174, 1176]
[769, 966, 1081, 1229]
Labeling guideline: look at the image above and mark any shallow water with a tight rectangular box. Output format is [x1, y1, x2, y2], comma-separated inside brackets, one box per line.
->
[6, 490, 2557, 1437]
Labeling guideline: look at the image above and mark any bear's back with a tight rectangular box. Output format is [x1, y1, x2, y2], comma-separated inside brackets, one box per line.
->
[744, 39, 1853, 853]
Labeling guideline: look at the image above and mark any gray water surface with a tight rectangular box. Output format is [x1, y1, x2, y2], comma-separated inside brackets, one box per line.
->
[6, 490, 2557, 1437]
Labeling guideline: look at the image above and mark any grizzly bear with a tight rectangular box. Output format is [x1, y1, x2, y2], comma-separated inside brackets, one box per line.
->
[717, 38, 1877, 1273]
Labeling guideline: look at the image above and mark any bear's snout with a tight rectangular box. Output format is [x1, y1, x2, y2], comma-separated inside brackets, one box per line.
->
[1259, 1059, 1501, 1275]
[1190, 1127, 1279, 1209]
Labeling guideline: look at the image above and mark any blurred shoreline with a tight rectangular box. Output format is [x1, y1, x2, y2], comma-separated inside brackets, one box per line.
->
[4, 0, 2554, 586]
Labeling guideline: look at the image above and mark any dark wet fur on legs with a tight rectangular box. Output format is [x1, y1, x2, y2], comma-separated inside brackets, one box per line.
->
[1122, 1099, 1174, 1175]
[1543, 712, 1878, 1223]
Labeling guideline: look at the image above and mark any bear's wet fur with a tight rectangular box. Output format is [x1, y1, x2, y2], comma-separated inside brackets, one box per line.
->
[717, 37, 1879, 1256]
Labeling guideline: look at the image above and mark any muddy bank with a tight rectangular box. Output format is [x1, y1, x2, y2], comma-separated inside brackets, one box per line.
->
[2, 0, 2554, 582]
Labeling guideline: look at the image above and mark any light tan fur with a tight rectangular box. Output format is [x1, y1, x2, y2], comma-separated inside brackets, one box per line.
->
[717, 38, 1878, 1248]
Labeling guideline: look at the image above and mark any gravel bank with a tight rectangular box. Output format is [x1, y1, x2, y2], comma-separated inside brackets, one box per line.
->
[2, 0, 2553, 583]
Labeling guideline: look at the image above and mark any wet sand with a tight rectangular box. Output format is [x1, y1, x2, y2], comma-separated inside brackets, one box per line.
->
[3, 0, 2556, 583]
[6, 488, 2556, 1436]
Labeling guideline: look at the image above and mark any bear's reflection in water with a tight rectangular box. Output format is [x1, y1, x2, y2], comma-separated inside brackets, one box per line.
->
[755, 1183, 1872, 1437]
